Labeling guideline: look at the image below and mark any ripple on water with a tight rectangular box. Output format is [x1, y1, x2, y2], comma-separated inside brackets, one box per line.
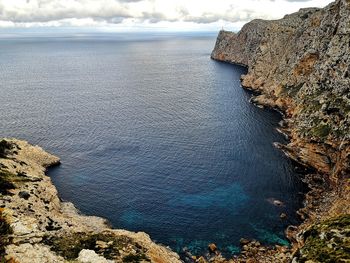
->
[0, 33, 306, 257]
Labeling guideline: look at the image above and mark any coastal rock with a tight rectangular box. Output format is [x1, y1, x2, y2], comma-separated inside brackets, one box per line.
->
[208, 243, 218, 253]
[211, 0, 350, 262]
[295, 215, 350, 262]
[6, 243, 65, 263]
[0, 139, 181, 263]
[239, 238, 250, 245]
[212, 0, 350, 178]
[77, 249, 111, 263]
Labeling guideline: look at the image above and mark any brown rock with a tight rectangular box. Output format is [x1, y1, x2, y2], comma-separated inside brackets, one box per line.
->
[95, 240, 108, 249]
[208, 243, 217, 253]
[246, 258, 257, 263]
[240, 238, 250, 245]
[242, 245, 249, 251]
[196, 256, 207, 263]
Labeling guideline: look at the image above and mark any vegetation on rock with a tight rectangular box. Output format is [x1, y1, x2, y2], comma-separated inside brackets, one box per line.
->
[0, 140, 13, 159]
[296, 215, 350, 262]
[0, 169, 33, 196]
[43, 232, 150, 261]
[0, 170, 16, 196]
[211, 0, 350, 262]
[0, 208, 12, 260]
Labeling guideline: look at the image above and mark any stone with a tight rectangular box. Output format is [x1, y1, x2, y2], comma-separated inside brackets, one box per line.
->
[196, 256, 207, 263]
[77, 249, 109, 263]
[95, 240, 109, 249]
[5, 243, 65, 263]
[208, 243, 217, 253]
[240, 238, 250, 245]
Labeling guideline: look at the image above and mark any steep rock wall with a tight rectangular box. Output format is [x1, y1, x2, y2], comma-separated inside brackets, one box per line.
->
[212, 0, 350, 187]
[211, 1, 350, 262]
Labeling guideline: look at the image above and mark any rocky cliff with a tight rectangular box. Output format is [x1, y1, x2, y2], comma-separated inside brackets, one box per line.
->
[211, 0, 350, 262]
[0, 139, 181, 263]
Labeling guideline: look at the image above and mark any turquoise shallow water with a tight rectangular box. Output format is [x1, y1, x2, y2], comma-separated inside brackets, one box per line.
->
[0, 32, 306, 257]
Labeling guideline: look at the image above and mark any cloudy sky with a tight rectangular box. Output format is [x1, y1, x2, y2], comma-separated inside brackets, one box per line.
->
[0, 0, 334, 31]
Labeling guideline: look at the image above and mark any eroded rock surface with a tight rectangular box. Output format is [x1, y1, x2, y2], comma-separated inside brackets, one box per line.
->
[0, 139, 181, 263]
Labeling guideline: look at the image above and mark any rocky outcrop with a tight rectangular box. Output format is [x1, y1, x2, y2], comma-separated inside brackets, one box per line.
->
[0, 139, 181, 263]
[211, 0, 350, 262]
[212, 1, 350, 174]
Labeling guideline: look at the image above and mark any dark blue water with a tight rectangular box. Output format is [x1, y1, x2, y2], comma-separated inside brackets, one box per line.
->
[0, 32, 305, 257]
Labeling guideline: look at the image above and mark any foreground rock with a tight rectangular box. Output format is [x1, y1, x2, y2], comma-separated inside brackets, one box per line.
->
[0, 139, 181, 263]
[211, 0, 350, 262]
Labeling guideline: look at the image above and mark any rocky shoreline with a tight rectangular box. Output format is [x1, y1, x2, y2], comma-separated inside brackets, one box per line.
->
[1, 1, 350, 262]
[210, 0, 350, 262]
[0, 139, 181, 263]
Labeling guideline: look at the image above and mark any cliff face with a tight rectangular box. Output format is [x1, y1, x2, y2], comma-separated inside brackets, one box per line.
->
[212, 0, 349, 262]
[212, 0, 350, 199]
[0, 139, 181, 263]
[212, 0, 350, 178]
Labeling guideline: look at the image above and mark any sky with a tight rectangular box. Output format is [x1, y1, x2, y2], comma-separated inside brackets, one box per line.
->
[0, 0, 334, 31]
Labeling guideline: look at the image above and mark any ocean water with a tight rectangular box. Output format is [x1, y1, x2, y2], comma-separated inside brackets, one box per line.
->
[0, 32, 306, 257]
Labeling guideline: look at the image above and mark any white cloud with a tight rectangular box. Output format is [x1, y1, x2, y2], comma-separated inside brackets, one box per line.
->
[0, 0, 334, 30]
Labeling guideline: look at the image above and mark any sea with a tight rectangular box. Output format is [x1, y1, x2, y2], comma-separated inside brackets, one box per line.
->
[0, 31, 306, 258]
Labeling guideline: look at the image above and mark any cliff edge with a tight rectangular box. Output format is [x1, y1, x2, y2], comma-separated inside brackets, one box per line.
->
[211, 0, 349, 262]
[0, 139, 181, 263]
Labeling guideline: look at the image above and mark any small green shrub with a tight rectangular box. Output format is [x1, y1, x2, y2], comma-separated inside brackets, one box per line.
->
[43, 233, 98, 260]
[311, 124, 331, 139]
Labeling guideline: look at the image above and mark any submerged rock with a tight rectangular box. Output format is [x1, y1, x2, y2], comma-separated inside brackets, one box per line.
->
[273, 200, 284, 207]
[266, 198, 284, 207]
[279, 213, 287, 219]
